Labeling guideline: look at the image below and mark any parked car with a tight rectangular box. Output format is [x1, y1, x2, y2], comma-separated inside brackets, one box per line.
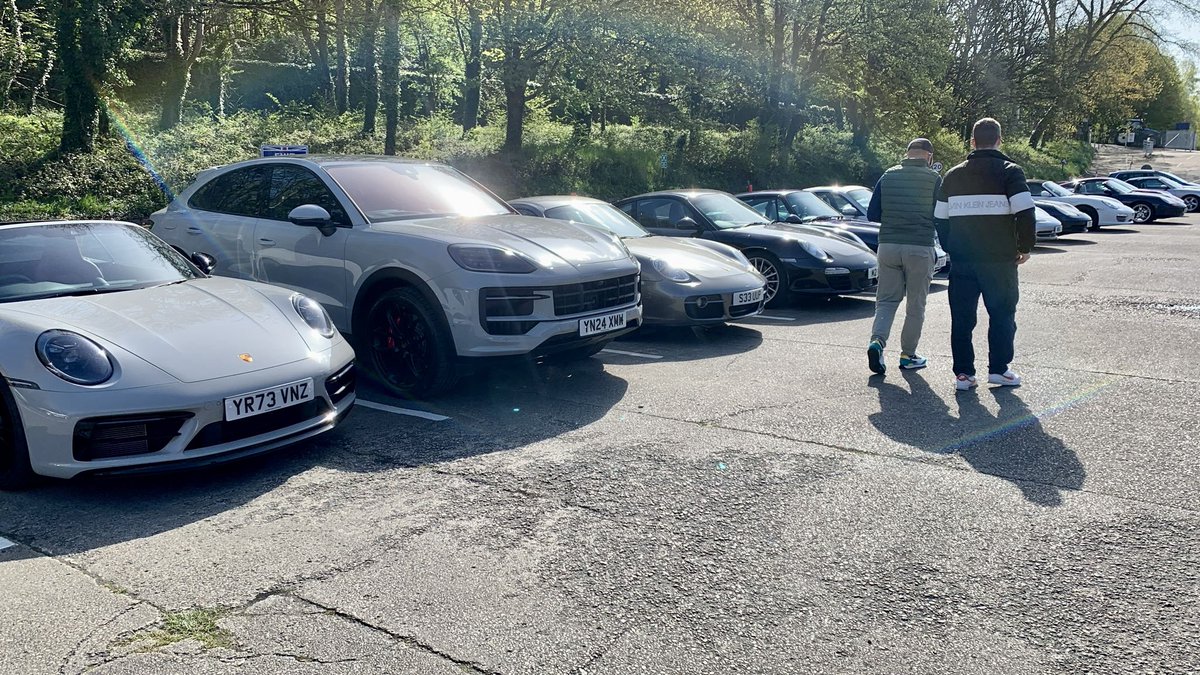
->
[0, 220, 356, 488]
[804, 185, 874, 221]
[1034, 199, 1091, 235]
[1034, 206, 1064, 239]
[1109, 169, 1200, 189]
[614, 190, 878, 307]
[510, 196, 767, 326]
[1120, 176, 1200, 212]
[151, 157, 642, 398]
[736, 188, 948, 272]
[1058, 177, 1188, 224]
[1026, 179, 1135, 230]
[736, 189, 880, 249]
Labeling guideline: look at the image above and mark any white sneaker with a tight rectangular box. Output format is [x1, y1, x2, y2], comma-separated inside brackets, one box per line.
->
[955, 374, 978, 391]
[988, 370, 1022, 386]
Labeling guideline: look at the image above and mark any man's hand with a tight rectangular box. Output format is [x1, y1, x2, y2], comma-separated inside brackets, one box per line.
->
[1016, 252, 1031, 265]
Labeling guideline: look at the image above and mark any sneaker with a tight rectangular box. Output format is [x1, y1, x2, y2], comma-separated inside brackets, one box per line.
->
[899, 354, 928, 370]
[955, 374, 978, 391]
[988, 370, 1022, 386]
[867, 339, 885, 375]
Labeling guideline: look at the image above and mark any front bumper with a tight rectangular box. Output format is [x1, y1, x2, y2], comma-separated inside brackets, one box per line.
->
[1157, 204, 1188, 219]
[1097, 210, 1134, 226]
[782, 259, 879, 295]
[640, 277, 766, 326]
[1057, 217, 1090, 235]
[11, 343, 356, 480]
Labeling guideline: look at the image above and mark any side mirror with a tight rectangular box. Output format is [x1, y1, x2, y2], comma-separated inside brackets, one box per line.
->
[784, 214, 804, 224]
[674, 216, 701, 234]
[189, 252, 216, 275]
[840, 204, 859, 217]
[289, 204, 337, 236]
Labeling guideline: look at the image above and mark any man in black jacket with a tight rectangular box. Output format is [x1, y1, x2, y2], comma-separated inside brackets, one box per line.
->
[934, 118, 1035, 391]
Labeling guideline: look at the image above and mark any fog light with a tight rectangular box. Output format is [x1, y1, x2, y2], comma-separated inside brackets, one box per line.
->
[825, 267, 850, 275]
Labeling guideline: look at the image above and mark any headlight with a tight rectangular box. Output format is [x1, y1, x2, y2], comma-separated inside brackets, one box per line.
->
[36, 330, 115, 385]
[651, 258, 692, 283]
[292, 294, 335, 338]
[1098, 201, 1117, 210]
[448, 245, 537, 273]
[800, 241, 831, 261]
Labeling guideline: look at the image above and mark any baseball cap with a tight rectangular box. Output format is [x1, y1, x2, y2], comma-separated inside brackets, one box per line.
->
[907, 138, 934, 152]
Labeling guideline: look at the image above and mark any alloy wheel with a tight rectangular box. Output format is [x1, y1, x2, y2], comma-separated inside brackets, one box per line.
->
[748, 256, 780, 304]
[1185, 195, 1199, 212]
[1132, 204, 1153, 223]
[369, 297, 432, 392]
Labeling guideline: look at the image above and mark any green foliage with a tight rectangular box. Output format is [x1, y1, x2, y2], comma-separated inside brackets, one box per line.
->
[123, 608, 235, 652]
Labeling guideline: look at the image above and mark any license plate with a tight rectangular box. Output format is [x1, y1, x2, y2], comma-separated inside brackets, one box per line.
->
[579, 310, 627, 337]
[867, 267, 879, 280]
[733, 287, 764, 306]
[224, 378, 314, 421]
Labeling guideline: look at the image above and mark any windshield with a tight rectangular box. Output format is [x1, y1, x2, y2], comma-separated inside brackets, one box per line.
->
[1104, 179, 1135, 194]
[1160, 172, 1192, 185]
[544, 202, 648, 238]
[691, 193, 771, 229]
[324, 162, 511, 223]
[1043, 182, 1072, 197]
[846, 188, 872, 210]
[0, 222, 200, 304]
[784, 192, 842, 219]
[1152, 176, 1184, 188]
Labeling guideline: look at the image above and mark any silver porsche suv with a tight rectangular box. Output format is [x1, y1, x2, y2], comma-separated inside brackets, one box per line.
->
[152, 157, 642, 398]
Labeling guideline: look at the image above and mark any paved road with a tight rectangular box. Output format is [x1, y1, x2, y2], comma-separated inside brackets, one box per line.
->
[2, 212, 1199, 674]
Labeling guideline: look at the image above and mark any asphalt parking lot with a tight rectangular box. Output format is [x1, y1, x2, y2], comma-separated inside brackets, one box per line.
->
[3, 213, 1199, 674]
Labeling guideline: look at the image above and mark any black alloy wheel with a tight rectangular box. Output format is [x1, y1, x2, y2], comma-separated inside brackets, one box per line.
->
[1131, 202, 1154, 224]
[365, 287, 458, 399]
[1184, 195, 1199, 212]
[745, 252, 791, 307]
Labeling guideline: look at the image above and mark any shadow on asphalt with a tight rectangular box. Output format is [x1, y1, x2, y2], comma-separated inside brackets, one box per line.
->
[1051, 238, 1097, 246]
[868, 372, 1084, 507]
[0, 359, 629, 554]
[1033, 245, 1068, 254]
[614, 323, 764, 362]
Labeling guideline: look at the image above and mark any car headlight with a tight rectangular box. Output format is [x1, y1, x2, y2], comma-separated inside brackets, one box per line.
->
[36, 330, 115, 385]
[800, 241, 831, 261]
[292, 294, 335, 338]
[651, 258, 692, 283]
[448, 245, 537, 273]
[1098, 200, 1117, 210]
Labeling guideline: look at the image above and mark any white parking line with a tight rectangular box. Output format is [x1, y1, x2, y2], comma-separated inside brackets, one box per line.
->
[356, 400, 450, 421]
[601, 348, 663, 360]
[0, 537, 15, 551]
[746, 314, 796, 322]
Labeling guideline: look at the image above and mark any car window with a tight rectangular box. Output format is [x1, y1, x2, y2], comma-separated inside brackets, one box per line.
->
[846, 188, 872, 210]
[741, 196, 778, 221]
[1078, 182, 1106, 195]
[511, 203, 540, 217]
[323, 162, 511, 222]
[633, 198, 689, 229]
[545, 203, 649, 238]
[189, 166, 269, 216]
[784, 192, 841, 219]
[265, 165, 350, 225]
[691, 193, 771, 229]
[1026, 182, 1048, 196]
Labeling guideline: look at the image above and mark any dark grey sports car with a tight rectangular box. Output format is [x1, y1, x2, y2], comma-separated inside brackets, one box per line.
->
[510, 196, 768, 326]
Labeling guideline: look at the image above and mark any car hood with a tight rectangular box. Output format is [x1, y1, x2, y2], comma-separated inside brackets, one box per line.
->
[372, 214, 630, 269]
[625, 237, 750, 279]
[3, 278, 310, 384]
[743, 223, 875, 256]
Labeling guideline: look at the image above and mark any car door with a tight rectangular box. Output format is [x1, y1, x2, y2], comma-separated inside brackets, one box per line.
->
[249, 164, 354, 328]
[740, 195, 783, 222]
[164, 165, 269, 279]
[628, 198, 693, 237]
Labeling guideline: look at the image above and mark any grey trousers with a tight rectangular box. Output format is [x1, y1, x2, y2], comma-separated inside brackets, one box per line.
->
[870, 243, 936, 355]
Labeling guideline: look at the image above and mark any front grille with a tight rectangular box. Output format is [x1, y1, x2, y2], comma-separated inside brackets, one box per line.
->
[827, 275, 853, 291]
[553, 274, 638, 316]
[74, 412, 193, 461]
[186, 399, 330, 451]
[325, 362, 356, 405]
[685, 295, 725, 320]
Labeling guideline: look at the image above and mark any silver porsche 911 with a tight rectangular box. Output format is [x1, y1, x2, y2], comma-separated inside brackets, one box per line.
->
[510, 196, 767, 326]
[0, 221, 356, 488]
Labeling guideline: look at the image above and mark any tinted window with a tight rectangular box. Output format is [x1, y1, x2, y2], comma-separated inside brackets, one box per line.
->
[691, 193, 770, 229]
[544, 202, 648, 238]
[511, 203, 540, 217]
[189, 167, 268, 216]
[266, 165, 350, 225]
[1026, 181, 1048, 196]
[784, 192, 841, 219]
[740, 196, 777, 220]
[324, 162, 510, 223]
[633, 198, 691, 229]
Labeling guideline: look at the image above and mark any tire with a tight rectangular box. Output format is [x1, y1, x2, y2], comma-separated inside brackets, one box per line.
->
[1131, 202, 1155, 224]
[363, 287, 459, 399]
[1078, 206, 1100, 231]
[1184, 195, 1199, 213]
[744, 251, 792, 308]
[0, 380, 35, 491]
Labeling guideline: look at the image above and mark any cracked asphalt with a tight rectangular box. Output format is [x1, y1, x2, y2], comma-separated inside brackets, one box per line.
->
[2, 209, 1199, 674]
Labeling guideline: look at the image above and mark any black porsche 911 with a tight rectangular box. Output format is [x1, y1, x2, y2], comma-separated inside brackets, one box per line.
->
[614, 190, 879, 307]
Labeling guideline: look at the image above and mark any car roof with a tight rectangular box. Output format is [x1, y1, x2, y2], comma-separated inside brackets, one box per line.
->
[616, 189, 729, 202]
[0, 219, 137, 231]
[736, 190, 798, 197]
[207, 155, 447, 173]
[510, 195, 606, 209]
[806, 185, 869, 192]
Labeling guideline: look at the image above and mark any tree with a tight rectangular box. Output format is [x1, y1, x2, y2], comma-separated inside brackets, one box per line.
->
[158, 0, 207, 130]
[57, 0, 143, 152]
[380, 0, 401, 153]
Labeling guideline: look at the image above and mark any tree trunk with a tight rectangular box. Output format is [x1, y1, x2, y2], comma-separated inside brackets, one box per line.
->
[158, 11, 204, 131]
[315, 4, 333, 101]
[27, 40, 54, 112]
[381, 1, 400, 154]
[460, 4, 483, 133]
[358, 0, 379, 134]
[58, 0, 100, 152]
[1028, 107, 1055, 148]
[2, 0, 25, 105]
[502, 43, 526, 153]
[334, 0, 348, 113]
[763, 0, 786, 129]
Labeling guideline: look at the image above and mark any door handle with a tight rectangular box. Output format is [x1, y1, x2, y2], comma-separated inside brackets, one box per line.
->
[258, 238, 276, 248]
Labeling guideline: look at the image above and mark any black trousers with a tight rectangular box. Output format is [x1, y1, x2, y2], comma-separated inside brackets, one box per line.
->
[948, 260, 1019, 376]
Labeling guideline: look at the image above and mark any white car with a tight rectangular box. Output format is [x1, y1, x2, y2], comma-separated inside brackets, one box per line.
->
[0, 221, 356, 488]
[1026, 180, 1134, 230]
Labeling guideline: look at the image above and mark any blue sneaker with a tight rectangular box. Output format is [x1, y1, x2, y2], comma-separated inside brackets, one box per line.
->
[867, 339, 886, 374]
[899, 354, 928, 370]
